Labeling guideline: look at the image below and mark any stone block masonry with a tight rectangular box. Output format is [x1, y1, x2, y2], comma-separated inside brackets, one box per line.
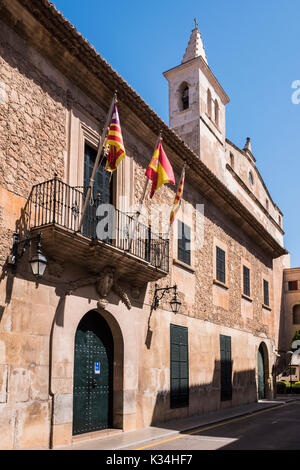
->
[0, 30, 66, 201]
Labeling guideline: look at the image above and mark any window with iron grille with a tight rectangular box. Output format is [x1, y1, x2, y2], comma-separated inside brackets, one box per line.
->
[220, 335, 232, 401]
[178, 221, 191, 265]
[216, 246, 226, 283]
[243, 265, 250, 297]
[263, 279, 269, 306]
[170, 324, 189, 409]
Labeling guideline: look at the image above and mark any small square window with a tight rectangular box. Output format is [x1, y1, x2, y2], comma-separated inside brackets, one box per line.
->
[288, 281, 298, 291]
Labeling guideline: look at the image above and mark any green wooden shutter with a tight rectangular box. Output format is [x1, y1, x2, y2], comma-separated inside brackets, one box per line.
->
[216, 247, 226, 283]
[263, 280, 269, 306]
[170, 324, 189, 408]
[83, 144, 113, 239]
[84, 144, 112, 204]
[243, 266, 250, 297]
[220, 335, 232, 401]
[177, 221, 191, 266]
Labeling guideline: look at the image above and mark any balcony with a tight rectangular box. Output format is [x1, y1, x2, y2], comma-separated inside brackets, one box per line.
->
[24, 177, 169, 284]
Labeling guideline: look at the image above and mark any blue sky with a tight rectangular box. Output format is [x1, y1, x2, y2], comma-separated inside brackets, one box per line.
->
[52, 0, 300, 266]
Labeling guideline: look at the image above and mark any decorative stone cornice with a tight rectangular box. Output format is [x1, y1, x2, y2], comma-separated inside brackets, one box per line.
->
[226, 163, 284, 235]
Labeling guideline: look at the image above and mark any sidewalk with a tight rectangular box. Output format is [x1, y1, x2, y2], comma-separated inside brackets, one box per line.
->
[56, 396, 299, 450]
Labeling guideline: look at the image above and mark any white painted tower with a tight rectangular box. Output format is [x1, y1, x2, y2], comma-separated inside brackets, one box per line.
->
[163, 20, 229, 170]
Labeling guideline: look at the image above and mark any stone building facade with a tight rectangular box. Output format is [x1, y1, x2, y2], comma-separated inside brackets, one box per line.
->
[0, 0, 290, 449]
[280, 268, 300, 352]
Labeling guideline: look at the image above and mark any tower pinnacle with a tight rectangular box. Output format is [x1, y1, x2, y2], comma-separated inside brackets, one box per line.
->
[182, 20, 208, 65]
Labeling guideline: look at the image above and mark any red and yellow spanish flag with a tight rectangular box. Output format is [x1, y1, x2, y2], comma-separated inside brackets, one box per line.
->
[145, 140, 175, 198]
[105, 104, 126, 173]
[170, 164, 185, 225]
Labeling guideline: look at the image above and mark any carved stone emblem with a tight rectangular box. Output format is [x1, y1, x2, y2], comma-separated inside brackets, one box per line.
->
[65, 266, 131, 310]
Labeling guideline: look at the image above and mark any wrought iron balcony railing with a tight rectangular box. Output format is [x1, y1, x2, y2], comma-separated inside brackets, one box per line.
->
[25, 177, 169, 273]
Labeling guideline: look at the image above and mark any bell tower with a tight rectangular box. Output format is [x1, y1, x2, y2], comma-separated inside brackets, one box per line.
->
[163, 20, 229, 163]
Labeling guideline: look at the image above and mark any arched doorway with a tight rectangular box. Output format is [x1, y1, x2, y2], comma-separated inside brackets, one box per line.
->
[73, 310, 114, 435]
[257, 343, 269, 399]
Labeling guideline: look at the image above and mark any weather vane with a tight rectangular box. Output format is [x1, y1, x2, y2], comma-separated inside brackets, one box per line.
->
[194, 17, 198, 29]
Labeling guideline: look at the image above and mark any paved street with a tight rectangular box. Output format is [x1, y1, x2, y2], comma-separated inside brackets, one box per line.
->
[126, 402, 300, 451]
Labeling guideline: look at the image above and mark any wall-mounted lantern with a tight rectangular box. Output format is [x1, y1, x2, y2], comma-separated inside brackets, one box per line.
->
[153, 283, 181, 314]
[8, 232, 48, 280]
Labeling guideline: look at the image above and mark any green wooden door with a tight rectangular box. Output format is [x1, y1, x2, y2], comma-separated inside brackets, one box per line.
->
[258, 348, 265, 399]
[73, 311, 114, 435]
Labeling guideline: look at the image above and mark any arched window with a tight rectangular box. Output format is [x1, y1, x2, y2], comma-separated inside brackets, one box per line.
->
[177, 82, 189, 111]
[182, 85, 189, 110]
[207, 89, 212, 118]
[230, 153, 234, 169]
[214, 99, 219, 126]
[293, 305, 300, 324]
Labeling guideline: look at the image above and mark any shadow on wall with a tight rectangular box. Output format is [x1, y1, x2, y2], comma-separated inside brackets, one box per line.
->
[150, 361, 257, 429]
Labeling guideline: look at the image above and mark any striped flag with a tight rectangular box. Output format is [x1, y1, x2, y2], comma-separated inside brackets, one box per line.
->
[145, 140, 175, 198]
[104, 104, 126, 173]
[170, 164, 185, 225]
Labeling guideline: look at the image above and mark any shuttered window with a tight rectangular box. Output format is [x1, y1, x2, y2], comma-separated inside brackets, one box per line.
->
[220, 335, 232, 401]
[84, 143, 113, 204]
[263, 280, 269, 306]
[216, 246, 226, 283]
[178, 221, 191, 266]
[170, 324, 189, 408]
[288, 281, 298, 291]
[83, 143, 113, 239]
[243, 265, 250, 297]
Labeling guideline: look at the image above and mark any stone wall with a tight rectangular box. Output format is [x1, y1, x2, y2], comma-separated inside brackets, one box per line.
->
[133, 149, 275, 340]
[0, 21, 67, 271]
[0, 25, 66, 198]
[0, 20, 67, 449]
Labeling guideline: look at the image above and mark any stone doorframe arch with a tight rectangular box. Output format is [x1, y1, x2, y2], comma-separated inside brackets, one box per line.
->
[256, 341, 272, 400]
[49, 294, 138, 448]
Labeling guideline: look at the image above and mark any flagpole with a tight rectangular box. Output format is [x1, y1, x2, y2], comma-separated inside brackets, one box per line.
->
[159, 162, 186, 269]
[168, 162, 186, 232]
[127, 131, 163, 253]
[76, 92, 117, 232]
